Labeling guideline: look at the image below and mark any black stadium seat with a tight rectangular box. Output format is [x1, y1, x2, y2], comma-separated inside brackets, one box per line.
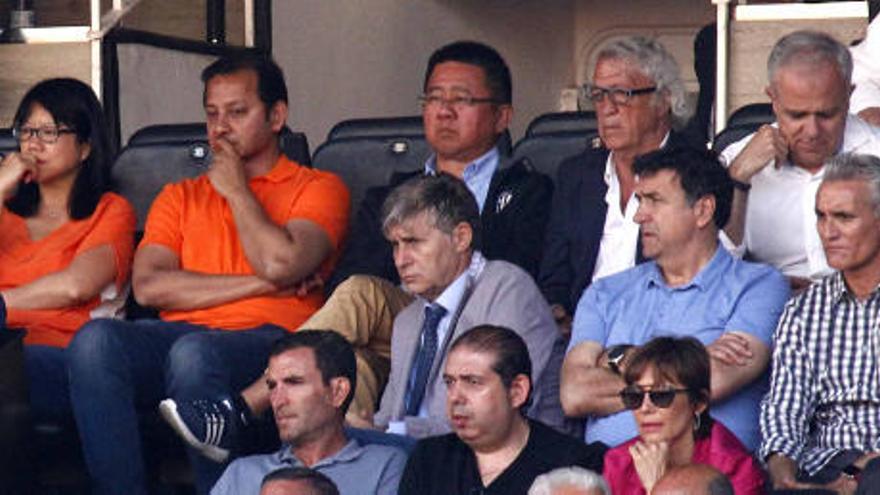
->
[512, 131, 598, 185]
[311, 135, 432, 216]
[114, 131, 212, 230]
[712, 124, 767, 154]
[726, 103, 774, 128]
[0, 128, 17, 157]
[327, 116, 424, 141]
[712, 104, 775, 154]
[326, 116, 512, 154]
[525, 111, 597, 137]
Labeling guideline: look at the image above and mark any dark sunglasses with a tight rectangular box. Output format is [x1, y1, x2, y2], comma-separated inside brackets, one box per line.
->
[620, 387, 691, 410]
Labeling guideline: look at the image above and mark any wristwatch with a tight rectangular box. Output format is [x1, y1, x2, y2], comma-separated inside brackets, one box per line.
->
[607, 344, 634, 375]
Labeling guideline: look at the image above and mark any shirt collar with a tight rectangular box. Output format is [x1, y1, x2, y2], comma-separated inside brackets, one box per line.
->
[424, 146, 500, 178]
[430, 251, 485, 312]
[829, 270, 880, 305]
[278, 438, 364, 468]
[253, 154, 300, 184]
[605, 131, 671, 186]
[644, 244, 729, 291]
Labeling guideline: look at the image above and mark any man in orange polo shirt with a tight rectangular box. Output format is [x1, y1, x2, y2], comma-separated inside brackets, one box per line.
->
[66, 54, 350, 495]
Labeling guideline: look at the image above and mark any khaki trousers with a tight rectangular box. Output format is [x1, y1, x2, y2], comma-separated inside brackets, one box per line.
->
[298, 275, 413, 418]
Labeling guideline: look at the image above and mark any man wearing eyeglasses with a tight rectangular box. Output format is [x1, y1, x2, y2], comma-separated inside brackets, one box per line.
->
[561, 146, 789, 453]
[157, 40, 555, 467]
[539, 36, 699, 336]
[331, 40, 552, 287]
[720, 30, 880, 291]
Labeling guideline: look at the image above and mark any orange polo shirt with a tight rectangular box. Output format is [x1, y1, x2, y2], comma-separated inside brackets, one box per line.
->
[140, 154, 350, 331]
[0, 193, 136, 347]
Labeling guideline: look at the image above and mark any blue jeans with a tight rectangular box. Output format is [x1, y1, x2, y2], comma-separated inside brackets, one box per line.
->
[24, 345, 72, 422]
[67, 318, 286, 495]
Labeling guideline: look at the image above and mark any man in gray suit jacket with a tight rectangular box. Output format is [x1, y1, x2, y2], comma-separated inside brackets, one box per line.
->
[373, 173, 566, 438]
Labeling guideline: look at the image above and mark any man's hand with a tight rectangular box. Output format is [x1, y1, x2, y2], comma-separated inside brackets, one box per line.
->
[629, 440, 668, 493]
[765, 453, 858, 492]
[345, 407, 378, 430]
[550, 303, 572, 338]
[0, 152, 36, 200]
[858, 107, 880, 127]
[707, 332, 753, 367]
[728, 124, 788, 184]
[207, 138, 250, 200]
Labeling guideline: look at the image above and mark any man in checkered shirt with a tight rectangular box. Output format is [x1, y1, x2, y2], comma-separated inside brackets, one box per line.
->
[760, 152, 880, 493]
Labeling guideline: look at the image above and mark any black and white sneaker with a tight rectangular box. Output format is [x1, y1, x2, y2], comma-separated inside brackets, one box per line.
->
[158, 396, 245, 463]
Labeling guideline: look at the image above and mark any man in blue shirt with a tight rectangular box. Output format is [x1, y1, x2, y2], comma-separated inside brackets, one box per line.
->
[211, 331, 406, 495]
[561, 146, 789, 452]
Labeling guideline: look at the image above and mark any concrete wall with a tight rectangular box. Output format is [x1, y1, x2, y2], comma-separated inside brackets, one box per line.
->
[274, 0, 576, 145]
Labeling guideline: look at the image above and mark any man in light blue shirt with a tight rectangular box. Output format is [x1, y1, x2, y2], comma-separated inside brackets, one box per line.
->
[561, 146, 789, 452]
[211, 331, 406, 495]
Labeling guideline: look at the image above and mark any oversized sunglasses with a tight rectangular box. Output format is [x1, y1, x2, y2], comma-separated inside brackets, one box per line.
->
[620, 387, 691, 410]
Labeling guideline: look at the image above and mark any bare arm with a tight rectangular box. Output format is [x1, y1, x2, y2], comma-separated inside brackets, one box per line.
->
[227, 191, 332, 285]
[561, 340, 627, 417]
[132, 244, 278, 310]
[707, 331, 772, 402]
[207, 139, 333, 286]
[722, 125, 788, 244]
[1, 245, 118, 310]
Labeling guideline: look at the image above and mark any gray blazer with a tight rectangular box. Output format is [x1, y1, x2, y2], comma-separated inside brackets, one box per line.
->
[374, 259, 566, 438]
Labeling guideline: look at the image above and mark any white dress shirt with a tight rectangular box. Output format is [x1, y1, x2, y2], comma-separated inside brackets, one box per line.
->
[591, 153, 641, 281]
[720, 115, 880, 280]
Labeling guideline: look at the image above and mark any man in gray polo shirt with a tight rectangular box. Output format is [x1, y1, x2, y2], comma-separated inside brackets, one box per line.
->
[211, 331, 406, 495]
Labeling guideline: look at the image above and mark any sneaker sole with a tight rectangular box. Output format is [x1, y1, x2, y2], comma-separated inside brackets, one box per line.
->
[158, 399, 230, 463]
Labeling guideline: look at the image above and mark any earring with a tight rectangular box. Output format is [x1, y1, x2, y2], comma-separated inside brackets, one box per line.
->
[693, 412, 701, 432]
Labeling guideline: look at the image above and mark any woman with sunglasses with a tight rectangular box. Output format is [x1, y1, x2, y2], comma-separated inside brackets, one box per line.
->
[602, 336, 764, 494]
[0, 78, 135, 422]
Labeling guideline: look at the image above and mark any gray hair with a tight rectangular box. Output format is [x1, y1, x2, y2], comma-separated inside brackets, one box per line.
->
[381, 173, 481, 249]
[596, 36, 692, 128]
[528, 467, 610, 495]
[767, 30, 853, 86]
[823, 152, 880, 215]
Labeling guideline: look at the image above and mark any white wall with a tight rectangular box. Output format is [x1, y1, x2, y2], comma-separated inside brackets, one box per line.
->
[274, 0, 576, 146]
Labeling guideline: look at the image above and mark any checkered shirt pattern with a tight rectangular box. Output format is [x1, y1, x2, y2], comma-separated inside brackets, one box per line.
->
[760, 272, 880, 474]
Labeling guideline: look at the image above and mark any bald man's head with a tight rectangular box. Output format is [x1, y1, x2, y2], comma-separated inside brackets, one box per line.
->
[651, 464, 733, 495]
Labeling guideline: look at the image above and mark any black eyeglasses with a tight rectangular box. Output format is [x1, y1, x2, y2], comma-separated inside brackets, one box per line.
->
[620, 387, 691, 410]
[418, 93, 502, 111]
[13, 126, 77, 144]
[582, 84, 657, 105]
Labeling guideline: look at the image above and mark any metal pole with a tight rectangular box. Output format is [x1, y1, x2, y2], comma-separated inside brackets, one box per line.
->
[713, 0, 731, 135]
[207, 0, 226, 45]
[90, 0, 102, 100]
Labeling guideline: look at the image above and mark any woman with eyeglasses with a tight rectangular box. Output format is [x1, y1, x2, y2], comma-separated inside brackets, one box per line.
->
[0, 78, 135, 422]
[602, 336, 764, 494]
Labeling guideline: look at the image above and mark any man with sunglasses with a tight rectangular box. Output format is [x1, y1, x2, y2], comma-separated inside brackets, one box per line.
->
[539, 36, 700, 335]
[720, 30, 880, 291]
[561, 146, 789, 453]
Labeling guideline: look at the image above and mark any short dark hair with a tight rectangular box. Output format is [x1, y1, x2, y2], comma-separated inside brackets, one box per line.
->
[382, 173, 482, 251]
[7, 78, 113, 220]
[623, 336, 712, 439]
[634, 146, 733, 229]
[424, 41, 512, 104]
[268, 330, 356, 414]
[261, 467, 339, 495]
[201, 52, 288, 110]
[450, 325, 532, 410]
